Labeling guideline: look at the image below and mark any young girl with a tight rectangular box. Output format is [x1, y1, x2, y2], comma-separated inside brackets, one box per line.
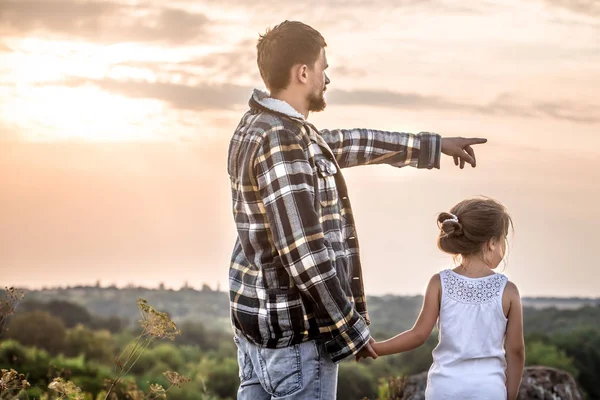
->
[369, 198, 525, 400]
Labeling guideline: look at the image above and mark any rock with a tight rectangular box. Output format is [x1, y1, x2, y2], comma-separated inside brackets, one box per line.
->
[518, 366, 583, 400]
[386, 372, 427, 400]
[386, 366, 583, 400]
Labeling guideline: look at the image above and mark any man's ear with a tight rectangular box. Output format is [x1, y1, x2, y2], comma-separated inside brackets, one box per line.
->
[293, 64, 309, 84]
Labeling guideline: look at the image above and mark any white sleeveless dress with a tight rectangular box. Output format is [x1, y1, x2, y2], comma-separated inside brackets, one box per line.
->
[425, 269, 509, 400]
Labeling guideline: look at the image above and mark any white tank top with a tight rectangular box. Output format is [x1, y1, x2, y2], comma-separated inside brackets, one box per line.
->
[426, 269, 509, 400]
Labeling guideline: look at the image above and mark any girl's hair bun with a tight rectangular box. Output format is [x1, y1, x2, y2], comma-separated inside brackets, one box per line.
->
[437, 212, 463, 236]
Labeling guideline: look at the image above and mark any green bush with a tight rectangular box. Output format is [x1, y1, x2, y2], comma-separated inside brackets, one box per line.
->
[5, 310, 66, 355]
[525, 340, 578, 376]
[337, 361, 378, 400]
[64, 325, 116, 364]
[0, 339, 27, 367]
[551, 329, 600, 399]
[204, 358, 239, 400]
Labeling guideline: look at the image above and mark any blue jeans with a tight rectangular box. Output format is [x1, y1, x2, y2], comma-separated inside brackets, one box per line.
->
[234, 334, 339, 399]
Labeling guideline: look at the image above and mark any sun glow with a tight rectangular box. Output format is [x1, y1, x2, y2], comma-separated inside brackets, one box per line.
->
[2, 85, 168, 141]
[0, 38, 223, 141]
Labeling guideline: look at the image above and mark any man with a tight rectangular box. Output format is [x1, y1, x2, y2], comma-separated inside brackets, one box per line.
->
[227, 20, 486, 399]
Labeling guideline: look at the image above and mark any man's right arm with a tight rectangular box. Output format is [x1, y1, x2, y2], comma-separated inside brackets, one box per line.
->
[253, 127, 371, 363]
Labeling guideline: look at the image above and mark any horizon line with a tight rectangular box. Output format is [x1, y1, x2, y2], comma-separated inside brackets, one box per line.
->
[4, 284, 599, 301]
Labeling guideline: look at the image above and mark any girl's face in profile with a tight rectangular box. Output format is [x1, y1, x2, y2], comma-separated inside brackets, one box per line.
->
[486, 236, 507, 269]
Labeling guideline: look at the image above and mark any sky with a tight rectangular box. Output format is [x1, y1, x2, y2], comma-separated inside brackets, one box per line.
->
[0, 0, 599, 297]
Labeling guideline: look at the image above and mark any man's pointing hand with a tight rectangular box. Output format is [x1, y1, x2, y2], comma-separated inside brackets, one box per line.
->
[441, 137, 488, 169]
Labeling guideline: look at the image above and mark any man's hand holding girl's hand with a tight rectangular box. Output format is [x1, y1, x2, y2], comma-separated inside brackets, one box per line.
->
[355, 337, 378, 362]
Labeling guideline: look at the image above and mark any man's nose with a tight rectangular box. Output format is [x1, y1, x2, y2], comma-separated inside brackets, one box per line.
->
[325, 73, 331, 85]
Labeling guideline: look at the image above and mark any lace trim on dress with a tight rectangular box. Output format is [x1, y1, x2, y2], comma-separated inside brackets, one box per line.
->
[441, 270, 507, 304]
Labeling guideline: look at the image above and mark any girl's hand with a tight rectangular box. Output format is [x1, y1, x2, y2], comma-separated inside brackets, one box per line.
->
[360, 274, 441, 359]
[370, 342, 383, 356]
[355, 337, 378, 362]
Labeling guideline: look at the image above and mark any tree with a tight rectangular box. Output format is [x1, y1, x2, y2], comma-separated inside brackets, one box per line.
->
[0, 339, 27, 368]
[551, 329, 600, 399]
[201, 284, 212, 292]
[151, 343, 186, 371]
[176, 321, 211, 349]
[19, 300, 93, 328]
[5, 311, 66, 355]
[0, 341, 52, 389]
[0, 287, 25, 339]
[64, 325, 116, 363]
[204, 358, 239, 399]
[89, 316, 124, 333]
[525, 340, 578, 376]
[337, 362, 378, 400]
[45, 300, 93, 328]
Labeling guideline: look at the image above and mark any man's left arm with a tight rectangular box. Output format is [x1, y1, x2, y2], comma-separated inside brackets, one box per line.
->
[319, 128, 486, 169]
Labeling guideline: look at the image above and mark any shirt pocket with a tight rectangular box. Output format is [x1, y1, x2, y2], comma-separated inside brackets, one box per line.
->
[315, 157, 339, 208]
[265, 288, 307, 339]
[263, 261, 309, 339]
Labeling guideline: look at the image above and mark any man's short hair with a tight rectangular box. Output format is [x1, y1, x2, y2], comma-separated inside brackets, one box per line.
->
[257, 21, 327, 93]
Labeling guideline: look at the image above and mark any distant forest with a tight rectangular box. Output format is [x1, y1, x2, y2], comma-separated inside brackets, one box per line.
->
[1, 286, 599, 399]
[11, 285, 600, 334]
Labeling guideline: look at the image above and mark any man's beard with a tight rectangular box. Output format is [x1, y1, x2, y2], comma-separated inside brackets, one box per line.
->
[308, 90, 326, 112]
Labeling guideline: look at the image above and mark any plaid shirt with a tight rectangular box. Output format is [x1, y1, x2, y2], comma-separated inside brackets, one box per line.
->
[228, 89, 441, 363]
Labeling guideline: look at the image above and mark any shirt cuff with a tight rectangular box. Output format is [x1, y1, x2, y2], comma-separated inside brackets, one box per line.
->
[325, 315, 371, 363]
[417, 132, 442, 169]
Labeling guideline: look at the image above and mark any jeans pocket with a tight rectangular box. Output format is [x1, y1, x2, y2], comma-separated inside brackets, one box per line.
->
[257, 344, 303, 398]
[234, 336, 253, 383]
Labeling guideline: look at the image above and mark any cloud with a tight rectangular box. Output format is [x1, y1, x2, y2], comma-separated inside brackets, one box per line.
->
[533, 101, 600, 124]
[57, 78, 460, 114]
[472, 93, 600, 124]
[179, 0, 485, 13]
[101, 38, 259, 85]
[329, 89, 599, 124]
[59, 77, 252, 111]
[181, 42, 255, 68]
[113, 42, 371, 85]
[542, 0, 600, 17]
[41, 76, 599, 124]
[327, 89, 468, 110]
[0, 0, 211, 44]
[329, 66, 367, 79]
[0, 121, 22, 141]
[549, 17, 600, 30]
[171, 40, 258, 80]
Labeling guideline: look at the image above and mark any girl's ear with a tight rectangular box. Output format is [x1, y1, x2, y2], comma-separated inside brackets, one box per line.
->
[483, 238, 497, 256]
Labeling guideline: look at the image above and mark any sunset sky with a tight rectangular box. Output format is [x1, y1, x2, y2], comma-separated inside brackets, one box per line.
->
[1, 0, 599, 297]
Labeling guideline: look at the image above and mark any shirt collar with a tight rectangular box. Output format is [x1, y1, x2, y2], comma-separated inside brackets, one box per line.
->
[249, 89, 305, 121]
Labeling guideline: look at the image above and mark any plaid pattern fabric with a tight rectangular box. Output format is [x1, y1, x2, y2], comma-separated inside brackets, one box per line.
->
[227, 90, 441, 363]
